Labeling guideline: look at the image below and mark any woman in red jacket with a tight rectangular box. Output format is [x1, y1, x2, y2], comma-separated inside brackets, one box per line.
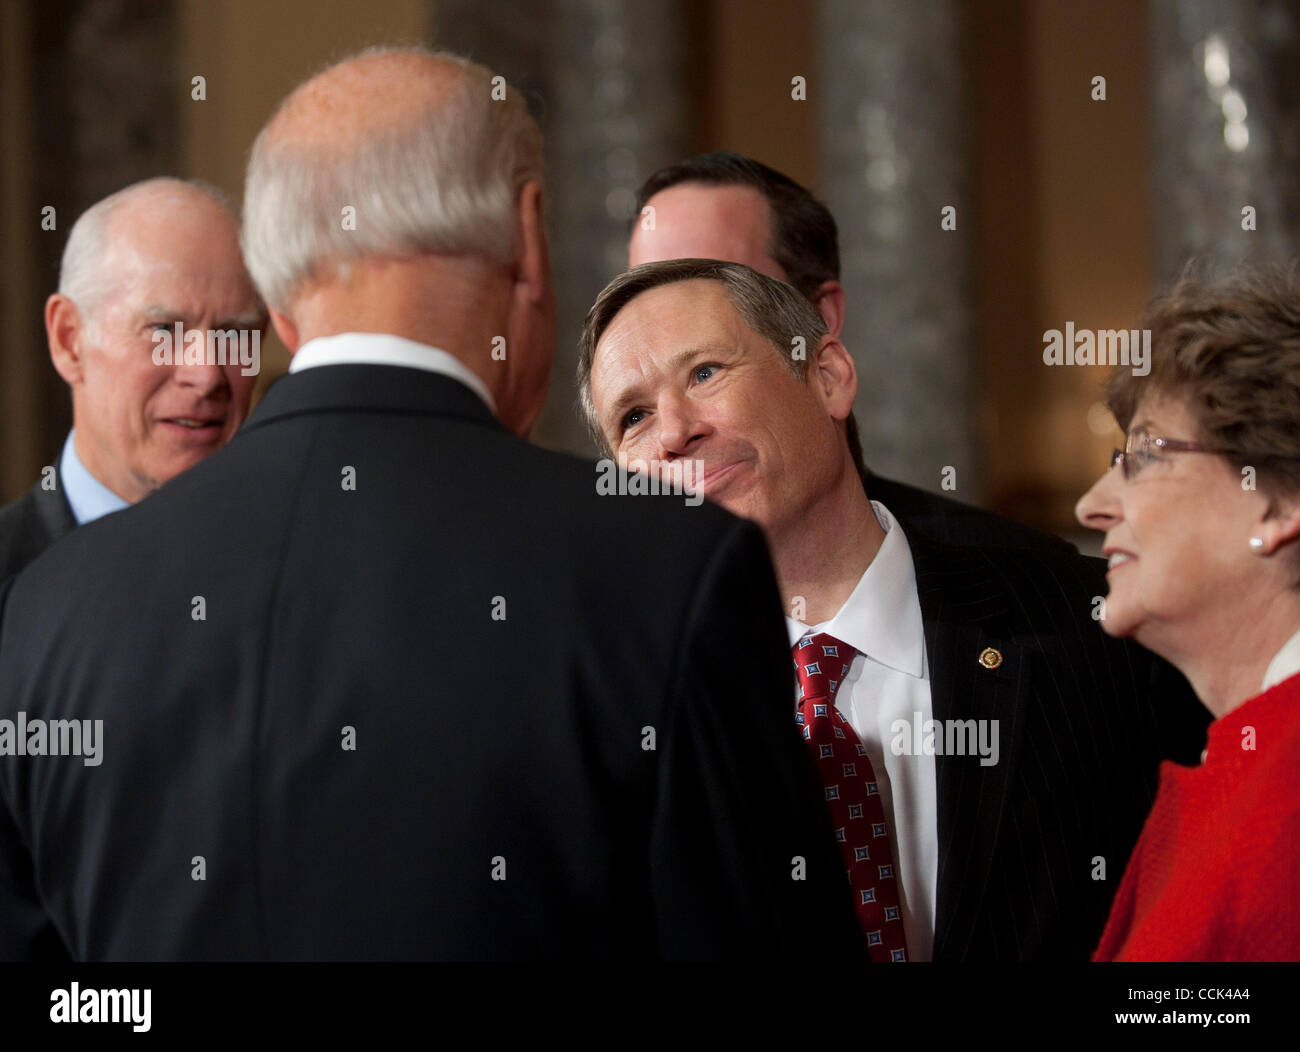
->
[1076, 264, 1300, 962]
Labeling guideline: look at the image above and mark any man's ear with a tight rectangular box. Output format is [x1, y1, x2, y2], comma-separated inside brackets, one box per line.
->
[496, 178, 555, 439]
[811, 334, 857, 421]
[270, 308, 300, 353]
[809, 280, 846, 338]
[514, 179, 550, 306]
[45, 293, 88, 385]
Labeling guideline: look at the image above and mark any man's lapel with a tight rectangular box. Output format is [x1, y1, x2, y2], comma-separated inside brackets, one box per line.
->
[31, 466, 77, 540]
[906, 529, 1031, 960]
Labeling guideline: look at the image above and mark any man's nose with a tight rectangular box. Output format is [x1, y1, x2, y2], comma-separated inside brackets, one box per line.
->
[655, 396, 703, 458]
[172, 353, 227, 396]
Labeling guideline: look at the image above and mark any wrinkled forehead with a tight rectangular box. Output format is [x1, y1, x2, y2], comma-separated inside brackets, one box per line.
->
[596, 278, 739, 358]
[92, 261, 262, 326]
[590, 280, 765, 410]
[632, 183, 783, 278]
[91, 208, 260, 320]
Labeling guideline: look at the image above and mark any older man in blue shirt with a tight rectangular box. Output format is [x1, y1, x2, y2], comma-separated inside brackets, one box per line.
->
[0, 178, 264, 578]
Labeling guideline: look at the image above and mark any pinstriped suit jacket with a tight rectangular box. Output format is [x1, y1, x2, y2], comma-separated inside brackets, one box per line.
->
[903, 529, 1208, 960]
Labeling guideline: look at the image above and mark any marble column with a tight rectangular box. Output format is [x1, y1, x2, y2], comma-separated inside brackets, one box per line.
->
[434, 0, 689, 456]
[1149, 0, 1300, 281]
[817, 0, 977, 499]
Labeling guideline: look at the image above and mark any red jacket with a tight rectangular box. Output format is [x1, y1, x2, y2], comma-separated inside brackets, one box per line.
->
[1094, 671, 1300, 961]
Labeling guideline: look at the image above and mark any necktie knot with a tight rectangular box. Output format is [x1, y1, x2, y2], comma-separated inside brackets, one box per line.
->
[793, 632, 856, 705]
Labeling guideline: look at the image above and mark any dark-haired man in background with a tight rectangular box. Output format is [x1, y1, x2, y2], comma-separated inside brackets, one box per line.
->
[629, 150, 1069, 554]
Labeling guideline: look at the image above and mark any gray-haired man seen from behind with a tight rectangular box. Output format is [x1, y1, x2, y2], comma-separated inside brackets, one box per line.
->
[0, 47, 859, 961]
[0, 178, 263, 581]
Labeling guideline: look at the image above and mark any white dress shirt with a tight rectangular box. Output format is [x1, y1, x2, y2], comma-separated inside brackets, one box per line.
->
[289, 331, 497, 414]
[786, 500, 938, 961]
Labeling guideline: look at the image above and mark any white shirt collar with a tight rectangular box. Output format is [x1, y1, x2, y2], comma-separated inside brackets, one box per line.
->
[1261, 627, 1300, 692]
[59, 429, 130, 526]
[785, 500, 926, 678]
[289, 332, 496, 414]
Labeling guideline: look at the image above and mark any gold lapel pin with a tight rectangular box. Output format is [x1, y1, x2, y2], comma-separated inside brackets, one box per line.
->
[977, 647, 1003, 670]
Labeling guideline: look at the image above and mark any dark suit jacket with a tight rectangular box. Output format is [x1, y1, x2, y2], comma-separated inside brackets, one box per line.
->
[903, 530, 1208, 960]
[0, 363, 862, 962]
[868, 472, 1076, 555]
[0, 472, 76, 583]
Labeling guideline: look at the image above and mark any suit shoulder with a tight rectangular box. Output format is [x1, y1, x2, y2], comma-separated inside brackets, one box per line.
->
[0, 485, 49, 582]
[909, 528, 1107, 627]
[869, 473, 1075, 555]
[977, 539, 1104, 584]
[0, 487, 37, 537]
[976, 541, 1107, 609]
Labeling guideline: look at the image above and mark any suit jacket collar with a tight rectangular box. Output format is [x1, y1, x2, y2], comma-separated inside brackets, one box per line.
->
[32, 469, 77, 542]
[0, 470, 76, 582]
[241, 363, 504, 436]
[903, 528, 1030, 961]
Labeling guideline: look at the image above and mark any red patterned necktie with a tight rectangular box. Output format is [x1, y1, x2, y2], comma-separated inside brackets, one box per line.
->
[793, 632, 908, 962]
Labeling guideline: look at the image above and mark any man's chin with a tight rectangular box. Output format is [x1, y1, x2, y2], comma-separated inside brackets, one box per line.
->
[693, 481, 741, 513]
[707, 491, 771, 531]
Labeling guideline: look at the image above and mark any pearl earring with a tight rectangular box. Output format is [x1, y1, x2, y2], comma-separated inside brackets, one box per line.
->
[1250, 537, 1265, 552]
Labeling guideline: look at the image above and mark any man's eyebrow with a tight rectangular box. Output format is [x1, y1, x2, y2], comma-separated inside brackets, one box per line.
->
[602, 343, 729, 426]
[214, 313, 268, 330]
[139, 306, 267, 329]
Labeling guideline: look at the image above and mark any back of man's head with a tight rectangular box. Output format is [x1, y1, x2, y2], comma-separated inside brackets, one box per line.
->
[241, 46, 553, 435]
[243, 47, 542, 312]
[632, 151, 839, 298]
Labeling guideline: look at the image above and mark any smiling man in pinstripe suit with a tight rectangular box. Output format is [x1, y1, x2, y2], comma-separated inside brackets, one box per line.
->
[581, 258, 1208, 960]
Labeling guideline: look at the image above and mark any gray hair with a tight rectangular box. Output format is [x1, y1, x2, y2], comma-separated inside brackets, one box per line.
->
[241, 46, 544, 311]
[577, 259, 829, 455]
[58, 177, 237, 332]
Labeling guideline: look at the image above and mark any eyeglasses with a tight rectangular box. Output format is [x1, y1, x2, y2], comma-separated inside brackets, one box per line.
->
[1110, 426, 1227, 481]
